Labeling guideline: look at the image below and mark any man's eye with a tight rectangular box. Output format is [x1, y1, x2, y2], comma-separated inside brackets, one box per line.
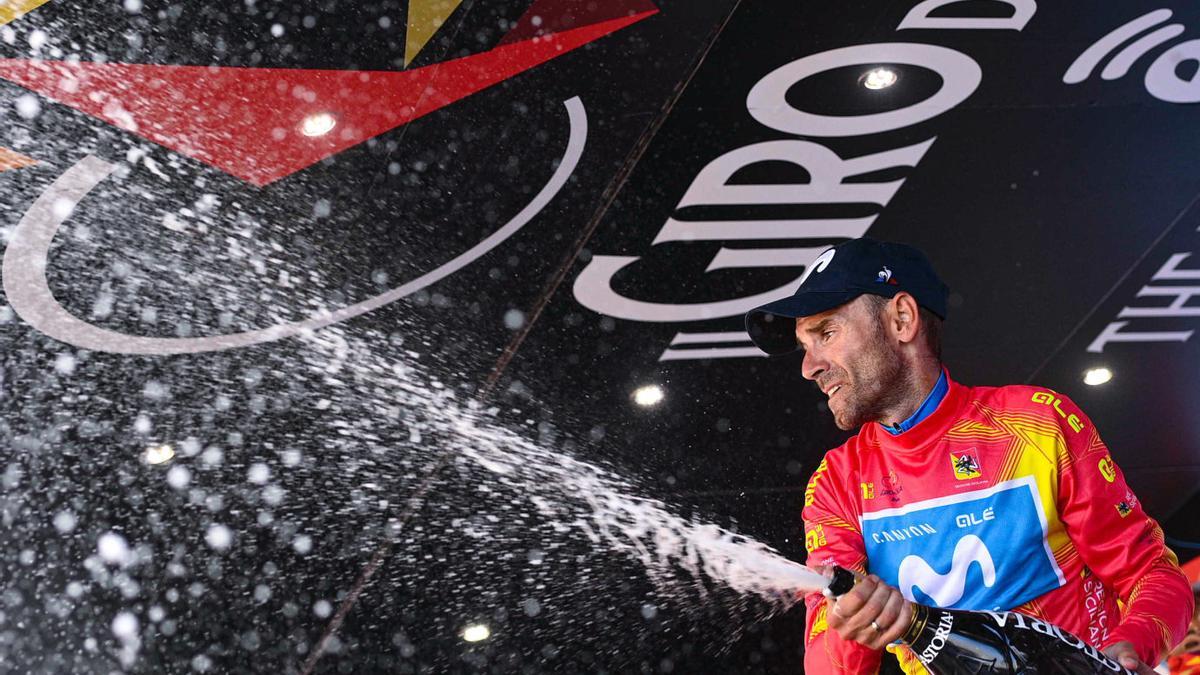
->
[822, 330, 835, 341]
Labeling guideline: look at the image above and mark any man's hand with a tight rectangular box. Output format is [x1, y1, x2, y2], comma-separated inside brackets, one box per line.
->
[825, 572, 913, 650]
[1102, 641, 1156, 674]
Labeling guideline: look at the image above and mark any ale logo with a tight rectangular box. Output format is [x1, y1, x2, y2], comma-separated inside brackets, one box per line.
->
[1098, 456, 1117, 483]
[861, 477, 1066, 611]
[950, 449, 982, 480]
[804, 458, 830, 508]
[805, 524, 827, 553]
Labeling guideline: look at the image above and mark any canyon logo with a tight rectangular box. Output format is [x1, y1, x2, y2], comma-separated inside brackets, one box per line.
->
[0, 1, 656, 355]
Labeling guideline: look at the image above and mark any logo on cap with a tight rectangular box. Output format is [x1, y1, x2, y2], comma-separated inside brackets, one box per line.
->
[795, 248, 837, 289]
[875, 266, 899, 285]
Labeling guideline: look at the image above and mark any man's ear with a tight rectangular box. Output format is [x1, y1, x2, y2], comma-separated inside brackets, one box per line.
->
[890, 293, 921, 343]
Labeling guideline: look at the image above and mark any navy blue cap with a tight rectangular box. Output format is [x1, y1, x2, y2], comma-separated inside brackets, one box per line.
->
[744, 238, 949, 356]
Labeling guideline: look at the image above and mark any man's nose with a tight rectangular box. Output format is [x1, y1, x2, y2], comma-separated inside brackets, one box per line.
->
[801, 348, 825, 381]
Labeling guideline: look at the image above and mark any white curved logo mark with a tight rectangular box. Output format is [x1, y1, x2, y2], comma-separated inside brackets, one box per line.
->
[1064, 9, 1200, 104]
[796, 248, 836, 289]
[2, 98, 588, 355]
[897, 534, 996, 607]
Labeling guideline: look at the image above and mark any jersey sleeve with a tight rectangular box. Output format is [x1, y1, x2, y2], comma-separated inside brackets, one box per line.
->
[801, 456, 882, 674]
[1051, 393, 1194, 665]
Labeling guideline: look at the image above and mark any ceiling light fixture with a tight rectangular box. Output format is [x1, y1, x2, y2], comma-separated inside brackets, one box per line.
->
[1083, 367, 1113, 386]
[301, 112, 337, 137]
[633, 385, 665, 407]
[144, 444, 175, 465]
[462, 624, 490, 642]
[862, 67, 898, 90]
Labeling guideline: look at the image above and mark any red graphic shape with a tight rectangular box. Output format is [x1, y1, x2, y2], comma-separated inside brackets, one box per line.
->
[501, 0, 659, 44]
[0, 11, 655, 186]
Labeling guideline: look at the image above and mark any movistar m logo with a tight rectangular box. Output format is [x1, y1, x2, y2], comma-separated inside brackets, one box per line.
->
[862, 477, 1064, 612]
[898, 534, 996, 607]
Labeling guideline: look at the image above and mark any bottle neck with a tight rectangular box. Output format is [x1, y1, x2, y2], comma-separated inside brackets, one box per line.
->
[901, 602, 931, 645]
[825, 566, 857, 597]
[822, 567, 928, 650]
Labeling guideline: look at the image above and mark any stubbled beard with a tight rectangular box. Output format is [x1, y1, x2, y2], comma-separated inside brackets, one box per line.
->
[831, 333, 909, 431]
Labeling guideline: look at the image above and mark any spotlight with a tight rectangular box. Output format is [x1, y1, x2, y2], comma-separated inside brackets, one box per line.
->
[462, 624, 490, 642]
[862, 67, 898, 90]
[301, 112, 337, 137]
[1083, 367, 1113, 386]
[144, 444, 175, 465]
[633, 385, 664, 407]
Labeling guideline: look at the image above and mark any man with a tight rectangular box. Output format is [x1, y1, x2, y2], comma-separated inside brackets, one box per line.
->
[744, 238, 1193, 674]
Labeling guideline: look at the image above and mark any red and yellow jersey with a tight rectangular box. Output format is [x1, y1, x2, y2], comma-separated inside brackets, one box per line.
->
[801, 374, 1194, 674]
[1172, 654, 1200, 675]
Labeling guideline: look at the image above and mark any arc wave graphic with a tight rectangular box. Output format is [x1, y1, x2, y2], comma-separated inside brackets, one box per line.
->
[2, 97, 587, 355]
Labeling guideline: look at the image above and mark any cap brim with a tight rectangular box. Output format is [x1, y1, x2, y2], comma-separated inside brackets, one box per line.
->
[744, 291, 862, 355]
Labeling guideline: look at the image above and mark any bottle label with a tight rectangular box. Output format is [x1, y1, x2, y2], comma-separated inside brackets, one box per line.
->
[982, 611, 1129, 673]
[918, 611, 956, 663]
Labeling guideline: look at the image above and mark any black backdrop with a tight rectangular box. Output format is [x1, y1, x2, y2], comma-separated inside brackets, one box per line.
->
[1, 0, 1198, 672]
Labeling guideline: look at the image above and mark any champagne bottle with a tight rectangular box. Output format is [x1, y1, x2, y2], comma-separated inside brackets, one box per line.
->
[823, 567, 1136, 674]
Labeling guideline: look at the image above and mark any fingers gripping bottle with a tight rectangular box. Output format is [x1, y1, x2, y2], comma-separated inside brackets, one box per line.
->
[822, 567, 1136, 675]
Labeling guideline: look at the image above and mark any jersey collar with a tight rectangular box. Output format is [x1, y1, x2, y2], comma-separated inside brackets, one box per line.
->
[879, 368, 948, 436]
